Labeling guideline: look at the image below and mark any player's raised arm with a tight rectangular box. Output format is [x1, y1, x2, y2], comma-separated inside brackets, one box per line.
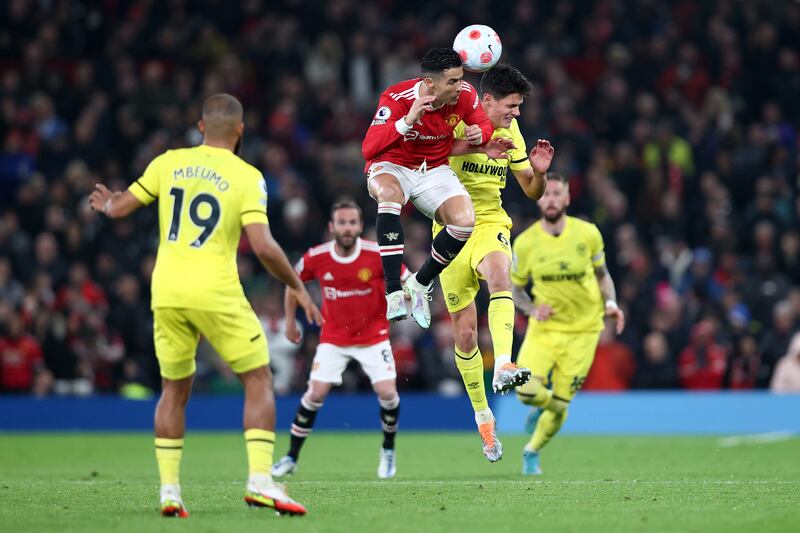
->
[361, 93, 425, 161]
[460, 83, 494, 146]
[89, 184, 145, 218]
[244, 223, 322, 326]
[512, 139, 554, 200]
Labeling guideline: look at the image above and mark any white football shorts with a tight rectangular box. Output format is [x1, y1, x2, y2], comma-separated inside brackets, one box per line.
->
[367, 161, 469, 220]
[309, 339, 397, 385]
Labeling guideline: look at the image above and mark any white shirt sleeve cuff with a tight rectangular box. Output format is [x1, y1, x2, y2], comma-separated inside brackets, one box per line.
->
[395, 118, 413, 135]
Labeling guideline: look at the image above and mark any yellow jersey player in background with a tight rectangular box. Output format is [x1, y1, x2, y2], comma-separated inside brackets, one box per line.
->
[88, 94, 322, 516]
[438, 63, 554, 462]
[511, 173, 625, 475]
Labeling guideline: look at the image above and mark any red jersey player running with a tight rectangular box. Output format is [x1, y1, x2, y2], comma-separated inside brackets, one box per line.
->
[273, 200, 406, 479]
[363, 48, 490, 329]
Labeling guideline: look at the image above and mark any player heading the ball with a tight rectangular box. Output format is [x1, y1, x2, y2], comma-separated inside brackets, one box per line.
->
[362, 47, 494, 329]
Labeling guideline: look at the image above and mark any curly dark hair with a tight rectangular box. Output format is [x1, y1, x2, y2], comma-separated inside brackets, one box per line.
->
[421, 47, 463, 76]
[480, 63, 533, 99]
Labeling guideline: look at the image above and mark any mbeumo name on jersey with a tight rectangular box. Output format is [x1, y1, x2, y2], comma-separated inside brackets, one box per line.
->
[173, 166, 231, 192]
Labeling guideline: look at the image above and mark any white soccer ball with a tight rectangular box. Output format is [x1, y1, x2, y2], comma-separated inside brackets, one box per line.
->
[453, 24, 502, 73]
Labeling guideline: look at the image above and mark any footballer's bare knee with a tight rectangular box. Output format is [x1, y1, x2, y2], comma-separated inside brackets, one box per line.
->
[437, 196, 475, 228]
[161, 376, 193, 406]
[451, 305, 478, 353]
[373, 380, 398, 403]
[369, 174, 404, 204]
[454, 324, 477, 354]
[479, 253, 512, 293]
[305, 381, 332, 405]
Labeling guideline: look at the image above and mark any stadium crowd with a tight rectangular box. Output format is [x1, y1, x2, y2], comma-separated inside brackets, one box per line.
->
[2, 0, 800, 396]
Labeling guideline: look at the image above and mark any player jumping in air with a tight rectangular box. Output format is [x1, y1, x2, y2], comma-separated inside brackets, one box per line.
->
[511, 174, 625, 474]
[362, 47, 494, 331]
[442, 63, 554, 462]
[272, 200, 406, 479]
[89, 94, 322, 516]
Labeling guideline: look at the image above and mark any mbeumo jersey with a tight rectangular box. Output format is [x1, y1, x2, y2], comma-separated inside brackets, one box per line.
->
[128, 144, 268, 310]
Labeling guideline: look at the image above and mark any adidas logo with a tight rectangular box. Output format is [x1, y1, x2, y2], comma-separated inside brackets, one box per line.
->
[323, 272, 334, 281]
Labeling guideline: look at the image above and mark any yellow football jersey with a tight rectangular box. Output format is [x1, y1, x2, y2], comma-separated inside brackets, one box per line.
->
[511, 216, 606, 333]
[128, 144, 269, 311]
[447, 118, 531, 227]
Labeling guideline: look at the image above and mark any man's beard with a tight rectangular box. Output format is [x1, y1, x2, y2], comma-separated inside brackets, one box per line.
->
[335, 234, 357, 250]
[543, 206, 566, 224]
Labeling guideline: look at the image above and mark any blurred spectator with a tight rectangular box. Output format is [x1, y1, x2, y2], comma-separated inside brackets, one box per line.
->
[724, 335, 761, 389]
[583, 322, 635, 391]
[0, 315, 45, 393]
[632, 331, 678, 390]
[678, 320, 727, 390]
[770, 332, 800, 393]
[758, 300, 798, 386]
[255, 292, 300, 396]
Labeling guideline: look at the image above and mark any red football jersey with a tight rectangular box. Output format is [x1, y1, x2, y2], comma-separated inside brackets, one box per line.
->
[362, 78, 494, 171]
[296, 239, 406, 346]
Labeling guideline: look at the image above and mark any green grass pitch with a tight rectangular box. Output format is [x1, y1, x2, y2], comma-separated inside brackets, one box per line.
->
[1, 432, 798, 532]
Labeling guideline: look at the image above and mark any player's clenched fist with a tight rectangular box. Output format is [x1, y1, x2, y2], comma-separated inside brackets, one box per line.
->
[405, 95, 436, 125]
[465, 124, 485, 145]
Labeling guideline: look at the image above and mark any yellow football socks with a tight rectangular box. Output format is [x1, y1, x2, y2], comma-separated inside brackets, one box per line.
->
[244, 428, 276, 475]
[530, 409, 568, 451]
[488, 291, 514, 359]
[155, 437, 184, 485]
[455, 346, 489, 412]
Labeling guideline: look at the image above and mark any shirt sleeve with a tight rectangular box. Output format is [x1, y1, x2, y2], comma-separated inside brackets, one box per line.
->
[128, 153, 164, 205]
[459, 82, 494, 146]
[361, 92, 410, 162]
[589, 224, 606, 268]
[510, 235, 529, 287]
[240, 171, 270, 226]
[508, 121, 531, 172]
[295, 251, 315, 282]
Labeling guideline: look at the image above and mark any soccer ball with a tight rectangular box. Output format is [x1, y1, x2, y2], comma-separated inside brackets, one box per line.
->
[453, 24, 502, 73]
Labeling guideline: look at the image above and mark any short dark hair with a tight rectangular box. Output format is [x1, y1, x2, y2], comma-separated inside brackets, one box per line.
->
[480, 63, 532, 99]
[547, 172, 568, 185]
[330, 198, 363, 221]
[201, 93, 243, 137]
[421, 47, 463, 77]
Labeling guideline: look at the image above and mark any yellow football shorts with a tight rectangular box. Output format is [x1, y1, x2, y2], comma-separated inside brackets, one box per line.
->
[153, 302, 269, 380]
[438, 223, 512, 313]
[516, 326, 601, 401]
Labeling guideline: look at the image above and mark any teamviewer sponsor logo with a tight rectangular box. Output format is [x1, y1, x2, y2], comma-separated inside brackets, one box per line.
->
[323, 287, 374, 300]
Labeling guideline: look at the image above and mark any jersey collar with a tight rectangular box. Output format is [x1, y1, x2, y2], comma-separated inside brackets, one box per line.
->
[330, 238, 362, 264]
